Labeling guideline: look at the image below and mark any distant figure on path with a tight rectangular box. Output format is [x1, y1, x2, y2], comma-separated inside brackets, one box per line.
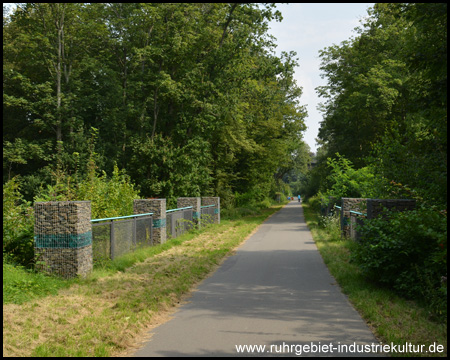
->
[298, 194, 301, 203]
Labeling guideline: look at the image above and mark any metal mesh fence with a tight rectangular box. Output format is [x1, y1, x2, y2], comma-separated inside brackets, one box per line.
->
[34, 199, 219, 276]
[136, 215, 153, 248]
[91, 213, 153, 261]
[182, 208, 194, 231]
[92, 221, 111, 262]
[200, 205, 215, 226]
[112, 218, 134, 259]
[166, 207, 194, 239]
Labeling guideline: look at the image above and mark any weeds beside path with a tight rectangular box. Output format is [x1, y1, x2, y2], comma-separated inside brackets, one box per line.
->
[3, 205, 283, 357]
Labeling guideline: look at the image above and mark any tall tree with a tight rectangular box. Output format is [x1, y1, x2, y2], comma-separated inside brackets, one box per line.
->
[3, 3, 106, 186]
[4, 3, 309, 205]
[315, 3, 447, 205]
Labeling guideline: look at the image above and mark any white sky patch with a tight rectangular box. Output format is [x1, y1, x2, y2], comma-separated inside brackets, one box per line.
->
[269, 3, 373, 152]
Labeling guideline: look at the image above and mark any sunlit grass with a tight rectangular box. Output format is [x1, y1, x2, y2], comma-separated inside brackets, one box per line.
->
[3, 262, 75, 305]
[3, 203, 284, 357]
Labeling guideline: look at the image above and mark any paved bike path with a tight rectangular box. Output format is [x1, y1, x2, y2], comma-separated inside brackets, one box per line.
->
[133, 202, 380, 357]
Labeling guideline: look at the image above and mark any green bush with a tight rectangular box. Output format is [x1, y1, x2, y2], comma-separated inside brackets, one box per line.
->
[3, 177, 35, 267]
[307, 195, 322, 213]
[352, 205, 447, 316]
[229, 189, 274, 217]
[35, 163, 140, 219]
[76, 164, 140, 219]
[318, 214, 341, 241]
[4, 162, 141, 268]
[256, 198, 272, 209]
[221, 206, 259, 220]
[234, 190, 258, 208]
[319, 153, 387, 205]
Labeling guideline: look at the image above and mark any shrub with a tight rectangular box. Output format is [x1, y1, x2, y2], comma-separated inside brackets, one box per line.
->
[352, 205, 447, 316]
[3, 177, 35, 267]
[234, 190, 258, 208]
[76, 164, 140, 219]
[256, 198, 272, 209]
[34, 163, 140, 219]
[307, 195, 322, 213]
[319, 153, 387, 206]
[318, 214, 341, 241]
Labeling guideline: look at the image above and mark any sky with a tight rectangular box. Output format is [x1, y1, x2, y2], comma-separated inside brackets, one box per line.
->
[267, 3, 374, 153]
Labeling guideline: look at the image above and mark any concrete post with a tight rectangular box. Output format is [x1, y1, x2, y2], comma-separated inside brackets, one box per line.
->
[34, 201, 92, 278]
[134, 199, 166, 244]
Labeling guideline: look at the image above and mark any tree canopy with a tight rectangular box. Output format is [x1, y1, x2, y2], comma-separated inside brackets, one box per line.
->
[3, 3, 308, 205]
[315, 3, 446, 206]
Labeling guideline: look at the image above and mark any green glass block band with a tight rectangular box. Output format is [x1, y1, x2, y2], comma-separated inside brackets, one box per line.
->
[34, 231, 92, 249]
[153, 218, 166, 228]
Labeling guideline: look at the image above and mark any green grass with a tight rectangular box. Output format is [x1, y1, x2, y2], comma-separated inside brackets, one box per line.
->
[3, 202, 285, 357]
[302, 201, 447, 357]
[2, 233, 196, 306]
[3, 262, 75, 305]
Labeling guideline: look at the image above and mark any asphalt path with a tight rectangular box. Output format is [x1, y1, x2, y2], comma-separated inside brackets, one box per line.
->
[133, 201, 381, 357]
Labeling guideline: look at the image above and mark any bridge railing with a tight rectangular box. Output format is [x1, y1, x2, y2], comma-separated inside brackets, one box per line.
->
[200, 204, 216, 226]
[91, 212, 153, 261]
[34, 197, 220, 278]
[166, 206, 194, 239]
[334, 198, 416, 241]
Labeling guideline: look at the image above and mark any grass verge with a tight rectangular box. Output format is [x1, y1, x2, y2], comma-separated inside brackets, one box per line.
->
[3, 204, 283, 357]
[302, 202, 447, 357]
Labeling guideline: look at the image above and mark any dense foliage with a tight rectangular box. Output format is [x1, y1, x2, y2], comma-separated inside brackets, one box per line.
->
[3, 177, 34, 266]
[313, 3, 446, 205]
[353, 206, 447, 317]
[306, 3, 447, 317]
[3, 3, 309, 268]
[3, 3, 307, 205]
[316, 153, 383, 205]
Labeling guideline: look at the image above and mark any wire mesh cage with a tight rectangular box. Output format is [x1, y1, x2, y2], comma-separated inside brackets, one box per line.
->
[34, 201, 92, 278]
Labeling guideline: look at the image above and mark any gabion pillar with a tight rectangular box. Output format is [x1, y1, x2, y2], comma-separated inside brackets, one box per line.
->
[340, 198, 368, 238]
[34, 201, 92, 278]
[201, 197, 220, 224]
[177, 197, 201, 228]
[366, 199, 416, 219]
[134, 199, 166, 244]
